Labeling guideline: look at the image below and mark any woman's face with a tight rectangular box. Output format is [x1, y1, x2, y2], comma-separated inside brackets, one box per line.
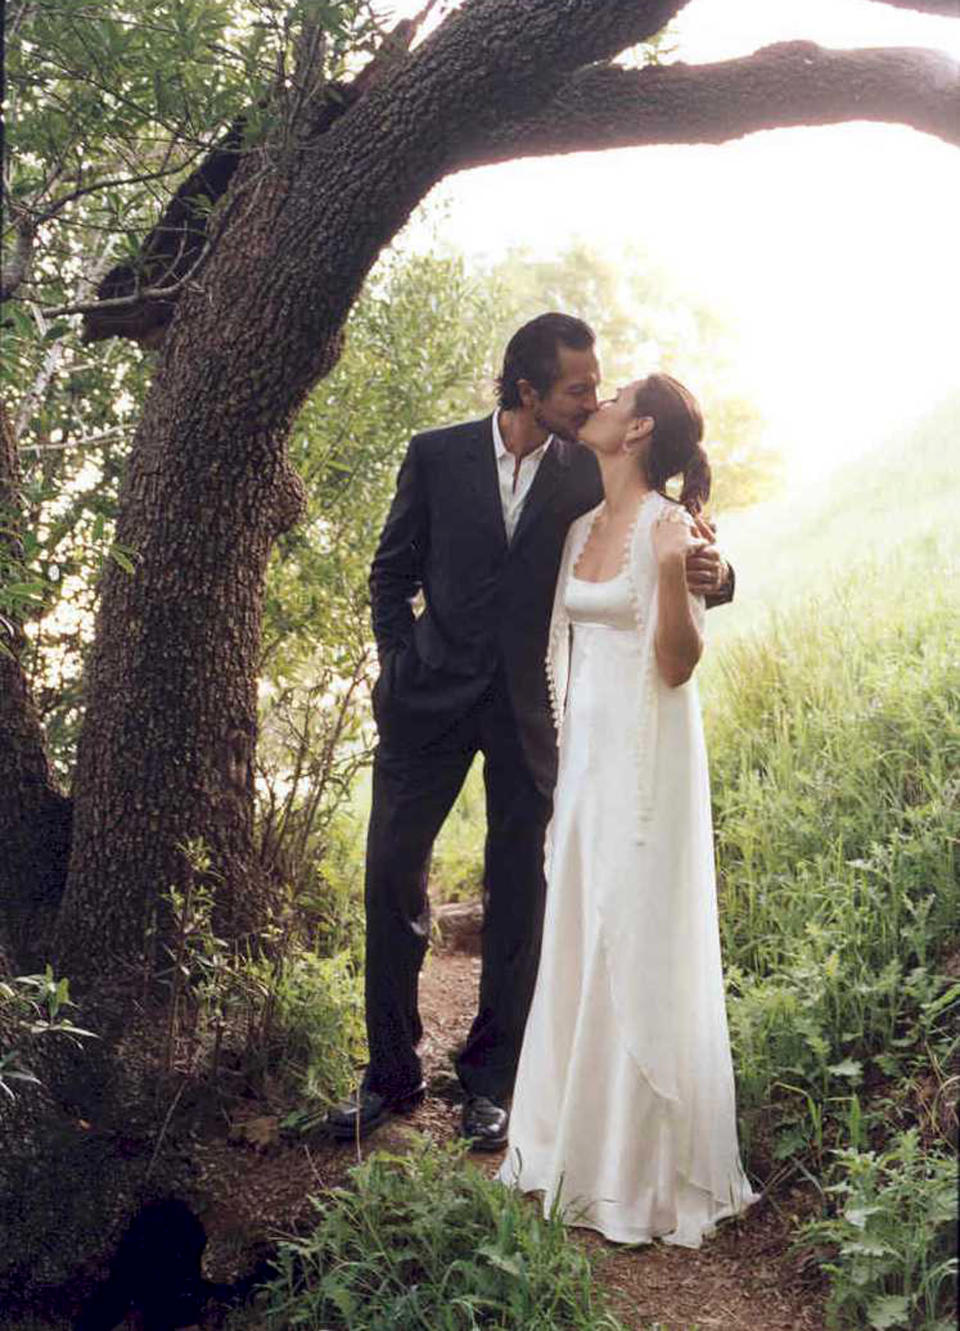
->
[578, 379, 646, 455]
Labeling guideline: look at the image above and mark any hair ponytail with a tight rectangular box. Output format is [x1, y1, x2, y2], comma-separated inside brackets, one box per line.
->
[633, 373, 710, 512]
[680, 443, 711, 515]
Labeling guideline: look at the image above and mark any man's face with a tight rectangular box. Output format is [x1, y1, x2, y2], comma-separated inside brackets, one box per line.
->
[578, 380, 645, 455]
[528, 345, 601, 441]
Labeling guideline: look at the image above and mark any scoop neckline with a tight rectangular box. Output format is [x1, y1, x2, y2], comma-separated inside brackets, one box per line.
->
[570, 565, 630, 587]
[571, 491, 658, 585]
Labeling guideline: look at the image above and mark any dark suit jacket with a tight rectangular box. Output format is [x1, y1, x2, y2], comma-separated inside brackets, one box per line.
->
[369, 414, 732, 794]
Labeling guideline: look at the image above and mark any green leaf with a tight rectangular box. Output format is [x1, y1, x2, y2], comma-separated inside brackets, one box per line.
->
[321, 1278, 356, 1318]
[844, 1203, 882, 1229]
[478, 1244, 524, 1277]
[827, 1058, 863, 1082]
[867, 1293, 911, 1329]
[108, 545, 137, 574]
[2, 1069, 42, 1085]
[1, 581, 46, 599]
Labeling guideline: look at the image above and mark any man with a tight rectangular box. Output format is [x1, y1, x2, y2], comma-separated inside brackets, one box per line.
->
[326, 313, 733, 1149]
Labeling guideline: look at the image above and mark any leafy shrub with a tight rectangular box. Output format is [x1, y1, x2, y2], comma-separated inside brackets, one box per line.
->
[796, 1130, 957, 1330]
[704, 544, 959, 1163]
[0, 967, 96, 1100]
[296, 810, 367, 969]
[430, 759, 487, 903]
[260, 1141, 624, 1329]
[250, 949, 365, 1116]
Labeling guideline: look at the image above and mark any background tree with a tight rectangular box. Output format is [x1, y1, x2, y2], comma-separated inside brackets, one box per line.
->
[479, 243, 782, 511]
[1, 0, 956, 991]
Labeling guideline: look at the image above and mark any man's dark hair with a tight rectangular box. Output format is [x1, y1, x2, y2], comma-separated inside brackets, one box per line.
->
[496, 312, 595, 410]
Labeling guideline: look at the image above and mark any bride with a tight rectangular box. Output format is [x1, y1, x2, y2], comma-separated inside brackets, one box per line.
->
[497, 372, 756, 1247]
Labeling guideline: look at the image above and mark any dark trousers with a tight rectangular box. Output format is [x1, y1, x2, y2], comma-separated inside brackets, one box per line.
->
[363, 670, 552, 1101]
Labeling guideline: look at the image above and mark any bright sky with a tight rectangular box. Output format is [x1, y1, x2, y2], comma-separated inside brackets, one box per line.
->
[389, 0, 960, 488]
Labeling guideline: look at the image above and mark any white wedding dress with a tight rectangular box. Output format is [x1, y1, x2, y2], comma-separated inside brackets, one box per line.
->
[498, 493, 756, 1247]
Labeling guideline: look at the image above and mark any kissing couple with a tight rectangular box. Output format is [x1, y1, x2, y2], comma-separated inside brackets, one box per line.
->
[326, 312, 757, 1247]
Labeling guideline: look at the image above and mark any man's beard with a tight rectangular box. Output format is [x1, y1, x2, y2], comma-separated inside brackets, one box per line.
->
[534, 407, 581, 442]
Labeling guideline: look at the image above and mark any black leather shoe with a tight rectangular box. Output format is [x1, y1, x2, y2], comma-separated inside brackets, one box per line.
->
[325, 1081, 425, 1141]
[460, 1095, 509, 1151]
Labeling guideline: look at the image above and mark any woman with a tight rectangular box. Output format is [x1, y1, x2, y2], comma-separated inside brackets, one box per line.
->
[498, 373, 756, 1247]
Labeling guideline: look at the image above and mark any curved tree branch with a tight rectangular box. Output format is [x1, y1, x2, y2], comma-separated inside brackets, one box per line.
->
[77, 0, 485, 347]
[456, 41, 960, 169]
[1, 210, 36, 304]
[870, 0, 959, 14]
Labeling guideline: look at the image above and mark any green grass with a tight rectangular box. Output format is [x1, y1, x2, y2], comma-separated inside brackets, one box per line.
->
[701, 488, 959, 1325]
[255, 949, 366, 1114]
[706, 533, 958, 1151]
[258, 1140, 625, 1330]
[707, 389, 960, 648]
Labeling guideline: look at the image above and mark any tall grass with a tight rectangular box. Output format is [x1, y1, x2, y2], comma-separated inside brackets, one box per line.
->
[703, 528, 958, 1328]
[259, 1141, 625, 1330]
[708, 390, 960, 648]
[705, 533, 958, 1144]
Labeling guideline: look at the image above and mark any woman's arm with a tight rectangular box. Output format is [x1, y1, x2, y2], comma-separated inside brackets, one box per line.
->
[653, 515, 704, 687]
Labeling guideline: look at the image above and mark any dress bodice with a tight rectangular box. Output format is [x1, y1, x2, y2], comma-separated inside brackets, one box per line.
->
[565, 570, 637, 632]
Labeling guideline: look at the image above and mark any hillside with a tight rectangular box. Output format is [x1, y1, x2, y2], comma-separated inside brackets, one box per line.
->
[706, 390, 960, 649]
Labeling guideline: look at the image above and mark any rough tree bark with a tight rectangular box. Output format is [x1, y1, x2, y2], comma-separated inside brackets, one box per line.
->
[51, 0, 687, 979]
[2, 0, 951, 984]
[0, 403, 72, 972]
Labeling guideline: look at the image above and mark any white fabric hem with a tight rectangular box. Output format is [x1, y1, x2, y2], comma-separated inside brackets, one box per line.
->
[497, 1162, 758, 1250]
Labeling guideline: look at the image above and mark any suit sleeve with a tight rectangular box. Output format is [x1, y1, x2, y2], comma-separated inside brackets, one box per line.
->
[369, 436, 428, 654]
[704, 561, 735, 610]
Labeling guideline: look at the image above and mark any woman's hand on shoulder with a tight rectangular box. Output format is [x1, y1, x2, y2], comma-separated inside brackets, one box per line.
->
[652, 506, 702, 568]
[683, 510, 730, 597]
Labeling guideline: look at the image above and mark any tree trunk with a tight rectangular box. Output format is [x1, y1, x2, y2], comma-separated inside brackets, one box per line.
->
[54, 165, 313, 975]
[46, 0, 960, 982]
[54, 0, 684, 983]
[0, 402, 71, 972]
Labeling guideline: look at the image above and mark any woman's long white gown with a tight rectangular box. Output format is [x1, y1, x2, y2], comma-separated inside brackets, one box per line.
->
[498, 494, 756, 1247]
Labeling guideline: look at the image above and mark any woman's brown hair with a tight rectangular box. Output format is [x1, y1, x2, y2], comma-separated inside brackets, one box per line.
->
[633, 373, 710, 513]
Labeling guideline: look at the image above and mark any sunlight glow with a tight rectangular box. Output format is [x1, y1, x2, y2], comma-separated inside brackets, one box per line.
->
[388, 0, 960, 488]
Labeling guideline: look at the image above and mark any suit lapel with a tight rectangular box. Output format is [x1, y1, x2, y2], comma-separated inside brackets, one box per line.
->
[462, 415, 508, 551]
[510, 435, 571, 552]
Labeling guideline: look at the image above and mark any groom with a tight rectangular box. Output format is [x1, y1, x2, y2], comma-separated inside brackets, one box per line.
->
[326, 313, 733, 1149]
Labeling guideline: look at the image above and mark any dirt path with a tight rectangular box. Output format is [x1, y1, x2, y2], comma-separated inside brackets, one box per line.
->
[415, 952, 826, 1331]
[200, 948, 826, 1330]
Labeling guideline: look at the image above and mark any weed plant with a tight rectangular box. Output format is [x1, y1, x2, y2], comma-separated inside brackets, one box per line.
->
[260, 1141, 624, 1330]
[145, 840, 364, 1108]
[0, 967, 96, 1099]
[796, 1129, 957, 1330]
[703, 535, 958, 1323]
[251, 948, 365, 1121]
[704, 534, 958, 1140]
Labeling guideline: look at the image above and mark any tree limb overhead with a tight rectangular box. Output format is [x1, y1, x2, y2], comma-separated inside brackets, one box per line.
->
[75, 1, 958, 347]
[459, 42, 960, 169]
[871, 0, 959, 15]
[78, 4, 450, 345]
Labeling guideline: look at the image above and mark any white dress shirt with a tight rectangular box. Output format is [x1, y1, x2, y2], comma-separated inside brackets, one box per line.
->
[492, 411, 553, 543]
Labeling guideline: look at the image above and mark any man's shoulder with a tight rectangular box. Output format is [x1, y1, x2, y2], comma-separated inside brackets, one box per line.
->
[561, 439, 603, 497]
[411, 415, 491, 457]
[564, 438, 599, 471]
